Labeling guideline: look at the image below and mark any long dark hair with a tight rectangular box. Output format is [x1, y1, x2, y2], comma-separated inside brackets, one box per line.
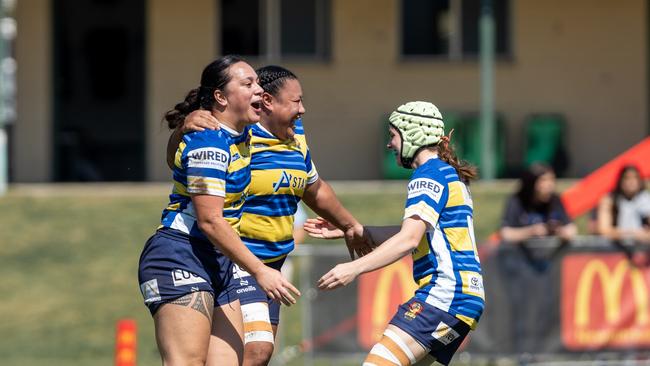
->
[610, 164, 643, 226]
[516, 163, 558, 211]
[256, 65, 298, 97]
[163, 55, 245, 129]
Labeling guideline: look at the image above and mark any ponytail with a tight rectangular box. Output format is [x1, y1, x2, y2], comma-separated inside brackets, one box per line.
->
[163, 88, 200, 130]
[437, 134, 478, 183]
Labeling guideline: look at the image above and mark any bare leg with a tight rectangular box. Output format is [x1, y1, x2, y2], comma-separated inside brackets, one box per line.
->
[154, 291, 214, 366]
[206, 299, 245, 366]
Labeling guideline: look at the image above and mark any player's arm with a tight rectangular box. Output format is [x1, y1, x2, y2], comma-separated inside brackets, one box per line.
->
[303, 217, 399, 247]
[193, 194, 300, 305]
[302, 178, 372, 257]
[166, 110, 221, 170]
[318, 218, 426, 290]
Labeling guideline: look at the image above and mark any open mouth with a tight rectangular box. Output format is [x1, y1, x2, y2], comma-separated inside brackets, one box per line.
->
[251, 101, 262, 114]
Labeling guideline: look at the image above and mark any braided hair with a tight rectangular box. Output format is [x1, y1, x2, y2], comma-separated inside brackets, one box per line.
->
[256, 65, 298, 97]
[164, 55, 245, 129]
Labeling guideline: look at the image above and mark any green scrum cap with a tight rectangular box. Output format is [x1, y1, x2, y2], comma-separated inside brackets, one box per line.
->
[388, 101, 445, 168]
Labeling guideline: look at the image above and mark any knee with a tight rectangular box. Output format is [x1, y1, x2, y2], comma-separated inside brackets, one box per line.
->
[244, 342, 274, 366]
[164, 354, 207, 366]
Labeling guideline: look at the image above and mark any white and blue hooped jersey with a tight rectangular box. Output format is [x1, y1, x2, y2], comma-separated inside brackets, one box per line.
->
[404, 157, 484, 330]
[160, 125, 251, 241]
[239, 119, 318, 262]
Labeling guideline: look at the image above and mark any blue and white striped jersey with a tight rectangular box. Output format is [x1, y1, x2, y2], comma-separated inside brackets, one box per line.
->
[160, 124, 251, 240]
[404, 157, 484, 329]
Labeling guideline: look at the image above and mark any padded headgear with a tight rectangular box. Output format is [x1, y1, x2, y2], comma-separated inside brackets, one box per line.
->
[388, 101, 445, 168]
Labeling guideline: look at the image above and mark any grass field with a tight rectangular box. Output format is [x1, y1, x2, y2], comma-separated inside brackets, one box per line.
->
[0, 181, 586, 365]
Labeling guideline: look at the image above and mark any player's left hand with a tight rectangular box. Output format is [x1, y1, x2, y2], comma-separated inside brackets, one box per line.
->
[318, 262, 360, 290]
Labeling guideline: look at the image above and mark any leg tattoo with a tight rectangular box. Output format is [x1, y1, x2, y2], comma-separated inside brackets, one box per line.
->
[169, 292, 214, 321]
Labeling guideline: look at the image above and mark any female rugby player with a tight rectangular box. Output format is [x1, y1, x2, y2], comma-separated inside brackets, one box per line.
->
[174, 65, 370, 366]
[138, 56, 299, 366]
[306, 101, 484, 366]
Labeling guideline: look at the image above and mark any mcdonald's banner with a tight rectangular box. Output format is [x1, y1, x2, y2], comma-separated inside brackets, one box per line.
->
[301, 240, 650, 357]
[561, 253, 650, 350]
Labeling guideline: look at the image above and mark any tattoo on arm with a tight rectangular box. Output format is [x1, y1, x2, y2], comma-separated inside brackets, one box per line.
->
[169, 292, 214, 321]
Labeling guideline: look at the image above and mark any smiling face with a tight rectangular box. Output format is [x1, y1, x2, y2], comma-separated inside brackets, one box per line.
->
[265, 78, 305, 140]
[219, 61, 264, 126]
[387, 126, 403, 167]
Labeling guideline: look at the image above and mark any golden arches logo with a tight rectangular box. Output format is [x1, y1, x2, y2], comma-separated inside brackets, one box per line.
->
[574, 259, 649, 327]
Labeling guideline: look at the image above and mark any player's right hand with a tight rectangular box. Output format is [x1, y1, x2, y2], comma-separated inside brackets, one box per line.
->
[303, 217, 344, 239]
[182, 109, 220, 133]
[254, 266, 301, 306]
[344, 224, 373, 259]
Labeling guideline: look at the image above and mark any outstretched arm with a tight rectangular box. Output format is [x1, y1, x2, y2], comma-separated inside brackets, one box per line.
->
[318, 217, 426, 290]
[304, 217, 400, 246]
[303, 179, 372, 257]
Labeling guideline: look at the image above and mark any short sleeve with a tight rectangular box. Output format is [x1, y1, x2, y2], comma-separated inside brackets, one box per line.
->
[182, 131, 230, 197]
[304, 148, 319, 185]
[403, 174, 448, 228]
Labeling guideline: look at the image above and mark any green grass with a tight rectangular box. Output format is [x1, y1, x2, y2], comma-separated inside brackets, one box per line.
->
[0, 181, 585, 365]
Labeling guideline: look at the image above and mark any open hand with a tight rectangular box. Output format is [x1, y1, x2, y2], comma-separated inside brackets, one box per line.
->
[255, 266, 301, 306]
[303, 217, 344, 239]
[318, 262, 360, 290]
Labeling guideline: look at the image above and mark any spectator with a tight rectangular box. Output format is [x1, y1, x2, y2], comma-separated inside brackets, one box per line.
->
[596, 165, 650, 244]
[500, 163, 577, 243]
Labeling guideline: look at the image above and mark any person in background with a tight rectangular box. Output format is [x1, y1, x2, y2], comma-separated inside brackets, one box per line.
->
[500, 163, 576, 243]
[596, 164, 650, 244]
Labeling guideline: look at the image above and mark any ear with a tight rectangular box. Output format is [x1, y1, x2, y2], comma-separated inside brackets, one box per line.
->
[213, 89, 228, 108]
[261, 92, 274, 109]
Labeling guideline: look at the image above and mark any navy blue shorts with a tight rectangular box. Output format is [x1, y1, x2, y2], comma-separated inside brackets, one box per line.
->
[231, 257, 286, 325]
[137, 228, 237, 315]
[389, 298, 470, 366]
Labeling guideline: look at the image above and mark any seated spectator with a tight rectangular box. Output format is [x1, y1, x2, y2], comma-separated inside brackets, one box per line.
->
[596, 164, 650, 244]
[500, 163, 577, 243]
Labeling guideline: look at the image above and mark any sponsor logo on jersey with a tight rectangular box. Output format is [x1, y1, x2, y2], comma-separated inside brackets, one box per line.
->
[140, 279, 161, 304]
[187, 147, 228, 171]
[432, 322, 461, 345]
[404, 301, 423, 320]
[469, 275, 483, 294]
[171, 269, 207, 287]
[236, 285, 257, 294]
[231, 152, 241, 162]
[233, 264, 252, 279]
[273, 170, 307, 192]
[407, 178, 444, 203]
[273, 171, 292, 192]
